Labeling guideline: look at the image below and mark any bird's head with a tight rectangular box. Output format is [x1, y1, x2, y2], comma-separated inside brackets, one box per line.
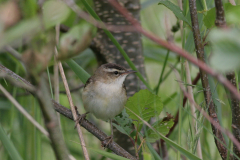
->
[95, 63, 136, 85]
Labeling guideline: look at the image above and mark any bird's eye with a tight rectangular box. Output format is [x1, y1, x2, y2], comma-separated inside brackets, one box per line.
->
[114, 71, 119, 75]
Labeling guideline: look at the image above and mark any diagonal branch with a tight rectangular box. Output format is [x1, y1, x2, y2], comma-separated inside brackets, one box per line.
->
[0, 64, 137, 160]
[0, 84, 49, 137]
[107, 0, 240, 102]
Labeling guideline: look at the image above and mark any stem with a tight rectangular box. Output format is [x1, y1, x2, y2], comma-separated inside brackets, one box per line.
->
[214, 0, 226, 27]
[56, 47, 89, 159]
[0, 84, 49, 137]
[185, 61, 202, 158]
[189, 0, 227, 159]
[155, 50, 169, 94]
[227, 72, 240, 160]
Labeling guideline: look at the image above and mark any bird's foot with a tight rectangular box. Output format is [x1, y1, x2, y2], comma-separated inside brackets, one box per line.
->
[101, 135, 113, 148]
[74, 111, 89, 128]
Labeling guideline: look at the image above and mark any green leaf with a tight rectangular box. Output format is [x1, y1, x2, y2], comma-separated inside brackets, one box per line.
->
[113, 109, 132, 136]
[209, 28, 240, 72]
[158, 0, 191, 27]
[184, 30, 195, 53]
[225, 4, 240, 25]
[66, 59, 90, 84]
[43, 0, 70, 28]
[89, 148, 129, 160]
[203, 7, 215, 28]
[126, 89, 163, 126]
[146, 142, 162, 160]
[0, 17, 40, 48]
[0, 1, 70, 49]
[146, 118, 174, 143]
[0, 124, 23, 160]
[126, 108, 201, 160]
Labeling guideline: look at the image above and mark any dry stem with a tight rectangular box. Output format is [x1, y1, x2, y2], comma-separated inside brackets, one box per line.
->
[0, 84, 49, 137]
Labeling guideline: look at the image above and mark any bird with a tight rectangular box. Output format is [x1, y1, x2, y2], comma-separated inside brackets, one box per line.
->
[81, 63, 136, 146]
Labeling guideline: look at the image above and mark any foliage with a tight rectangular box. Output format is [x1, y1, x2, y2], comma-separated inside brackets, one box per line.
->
[1, 0, 240, 160]
[126, 89, 163, 127]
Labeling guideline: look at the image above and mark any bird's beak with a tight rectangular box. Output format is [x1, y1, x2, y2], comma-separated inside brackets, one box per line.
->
[124, 70, 137, 75]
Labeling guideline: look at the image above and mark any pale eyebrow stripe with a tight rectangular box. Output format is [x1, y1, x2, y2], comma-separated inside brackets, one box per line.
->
[103, 68, 125, 72]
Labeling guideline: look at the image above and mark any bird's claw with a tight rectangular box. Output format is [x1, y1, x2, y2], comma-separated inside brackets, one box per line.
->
[74, 113, 87, 128]
[101, 135, 113, 148]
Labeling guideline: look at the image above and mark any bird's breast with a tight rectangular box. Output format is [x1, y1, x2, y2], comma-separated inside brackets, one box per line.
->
[82, 82, 127, 121]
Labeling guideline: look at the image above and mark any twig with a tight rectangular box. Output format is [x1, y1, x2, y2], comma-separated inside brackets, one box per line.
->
[0, 84, 49, 137]
[107, 0, 240, 101]
[214, 0, 226, 27]
[0, 85, 84, 97]
[57, 58, 90, 160]
[0, 64, 137, 160]
[63, 0, 136, 32]
[59, 85, 84, 94]
[0, 73, 35, 92]
[227, 72, 240, 160]
[54, 20, 89, 158]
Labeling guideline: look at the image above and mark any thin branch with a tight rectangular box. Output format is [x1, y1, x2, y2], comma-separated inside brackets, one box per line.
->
[0, 84, 49, 137]
[59, 85, 84, 94]
[0, 65, 137, 159]
[53, 21, 89, 159]
[0, 85, 84, 97]
[189, 0, 227, 158]
[107, 0, 240, 102]
[214, 0, 226, 27]
[0, 73, 35, 92]
[63, 0, 136, 32]
[227, 72, 240, 160]
[57, 55, 90, 160]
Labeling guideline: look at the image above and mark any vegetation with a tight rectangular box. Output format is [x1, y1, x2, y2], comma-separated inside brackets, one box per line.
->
[1, 0, 240, 160]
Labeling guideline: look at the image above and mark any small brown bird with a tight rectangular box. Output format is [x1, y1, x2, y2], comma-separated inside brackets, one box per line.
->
[82, 63, 136, 145]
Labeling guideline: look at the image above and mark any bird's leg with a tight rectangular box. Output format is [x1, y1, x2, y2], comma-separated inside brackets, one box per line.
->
[102, 119, 113, 148]
[74, 109, 89, 128]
